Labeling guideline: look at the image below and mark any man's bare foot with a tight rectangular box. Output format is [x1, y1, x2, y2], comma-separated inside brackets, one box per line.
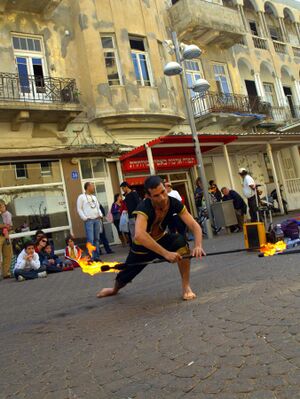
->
[96, 287, 118, 298]
[182, 287, 197, 301]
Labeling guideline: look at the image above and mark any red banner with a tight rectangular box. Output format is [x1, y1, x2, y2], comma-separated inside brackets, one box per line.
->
[122, 155, 197, 173]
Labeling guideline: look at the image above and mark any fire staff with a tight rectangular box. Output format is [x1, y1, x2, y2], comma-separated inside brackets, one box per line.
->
[97, 175, 205, 301]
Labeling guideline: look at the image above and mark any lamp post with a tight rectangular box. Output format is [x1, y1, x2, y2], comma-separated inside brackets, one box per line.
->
[163, 31, 213, 238]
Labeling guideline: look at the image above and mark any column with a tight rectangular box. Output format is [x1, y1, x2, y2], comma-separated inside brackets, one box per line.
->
[278, 17, 288, 43]
[266, 143, 284, 214]
[274, 77, 288, 107]
[291, 145, 300, 178]
[145, 144, 155, 175]
[254, 73, 265, 100]
[238, 5, 248, 32]
[116, 160, 124, 184]
[223, 145, 235, 190]
[294, 22, 300, 45]
[258, 12, 268, 37]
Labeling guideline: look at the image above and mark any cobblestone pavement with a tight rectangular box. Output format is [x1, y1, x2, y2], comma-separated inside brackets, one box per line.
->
[1, 229, 300, 398]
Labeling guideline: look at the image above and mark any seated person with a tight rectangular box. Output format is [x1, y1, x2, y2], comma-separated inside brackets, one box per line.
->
[64, 236, 82, 268]
[34, 235, 48, 254]
[14, 241, 47, 281]
[40, 243, 73, 273]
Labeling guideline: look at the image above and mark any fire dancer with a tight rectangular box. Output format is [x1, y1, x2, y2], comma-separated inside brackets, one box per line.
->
[97, 175, 205, 300]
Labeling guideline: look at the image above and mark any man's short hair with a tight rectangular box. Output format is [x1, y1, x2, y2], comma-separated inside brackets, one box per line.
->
[144, 175, 163, 194]
[84, 182, 91, 191]
[120, 181, 130, 188]
[24, 241, 35, 250]
[221, 187, 227, 192]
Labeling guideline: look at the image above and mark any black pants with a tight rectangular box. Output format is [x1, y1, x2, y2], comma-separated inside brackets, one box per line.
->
[116, 233, 189, 287]
[248, 195, 258, 222]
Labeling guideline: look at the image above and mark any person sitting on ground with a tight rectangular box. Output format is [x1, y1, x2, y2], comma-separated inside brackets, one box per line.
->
[221, 187, 247, 232]
[40, 243, 73, 273]
[14, 241, 47, 281]
[64, 236, 82, 268]
[34, 235, 48, 254]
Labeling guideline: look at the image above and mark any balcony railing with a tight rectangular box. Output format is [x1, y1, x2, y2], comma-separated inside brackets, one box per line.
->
[273, 40, 287, 54]
[292, 46, 300, 57]
[286, 178, 300, 195]
[270, 106, 292, 122]
[191, 92, 269, 118]
[0, 73, 80, 104]
[252, 36, 268, 50]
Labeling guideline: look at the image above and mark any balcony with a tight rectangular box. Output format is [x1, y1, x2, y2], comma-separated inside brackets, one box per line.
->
[292, 46, 300, 58]
[0, 73, 82, 131]
[1, 0, 62, 15]
[191, 92, 268, 129]
[252, 36, 268, 50]
[169, 0, 245, 48]
[273, 40, 287, 54]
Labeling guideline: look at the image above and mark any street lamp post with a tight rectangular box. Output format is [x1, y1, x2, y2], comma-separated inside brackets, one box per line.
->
[164, 31, 214, 238]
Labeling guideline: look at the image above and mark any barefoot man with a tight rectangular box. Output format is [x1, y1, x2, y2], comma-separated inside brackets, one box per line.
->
[97, 175, 205, 300]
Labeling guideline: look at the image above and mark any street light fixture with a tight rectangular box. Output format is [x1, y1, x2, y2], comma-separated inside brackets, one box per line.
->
[163, 31, 214, 239]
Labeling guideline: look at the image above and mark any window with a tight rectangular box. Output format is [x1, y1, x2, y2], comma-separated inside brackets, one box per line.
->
[12, 36, 42, 52]
[80, 159, 107, 179]
[15, 163, 28, 179]
[185, 60, 203, 98]
[129, 36, 152, 86]
[263, 83, 277, 106]
[101, 35, 122, 86]
[213, 63, 232, 94]
[249, 21, 259, 36]
[40, 161, 52, 176]
[269, 27, 281, 41]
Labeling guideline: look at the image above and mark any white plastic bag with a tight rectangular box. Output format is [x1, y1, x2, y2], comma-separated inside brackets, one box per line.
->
[119, 211, 129, 233]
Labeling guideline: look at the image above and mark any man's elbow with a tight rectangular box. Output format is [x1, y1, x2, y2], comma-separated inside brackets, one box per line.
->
[134, 231, 146, 243]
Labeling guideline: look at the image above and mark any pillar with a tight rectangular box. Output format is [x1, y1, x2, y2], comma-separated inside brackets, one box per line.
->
[278, 17, 288, 43]
[274, 77, 288, 107]
[145, 144, 155, 175]
[223, 145, 235, 190]
[258, 12, 268, 37]
[294, 22, 300, 45]
[266, 143, 284, 214]
[116, 160, 124, 184]
[291, 145, 300, 178]
[254, 73, 265, 100]
[238, 5, 248, 31]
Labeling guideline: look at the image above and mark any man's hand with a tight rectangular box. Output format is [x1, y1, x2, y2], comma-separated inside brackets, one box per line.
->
[164, 251, 182, 263]
[192, 246, 206, 259]
[26, 255, 33, 261]
[49, 259, 55, 264]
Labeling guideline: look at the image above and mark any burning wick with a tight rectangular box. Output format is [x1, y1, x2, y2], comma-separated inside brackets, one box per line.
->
[259, 241, 286, 257]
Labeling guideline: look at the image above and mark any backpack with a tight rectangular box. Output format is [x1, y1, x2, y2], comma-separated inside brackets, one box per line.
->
[281, 219, 300, 240]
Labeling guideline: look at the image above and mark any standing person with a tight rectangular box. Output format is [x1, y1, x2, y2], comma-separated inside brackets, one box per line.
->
[209, 180, 222, 202]
[221, 187, 247, 232]
[194, 177, 204, 214]
[111, 194, 128, 246]
[238, 168, 258, 222]
[120, 182, 141, 241]
[99, 204, 114, 254]
[97, 176, 205, 301]
[0, 200, 13, 279]
[14, 241, 47, 281]
[165, 182, 186, 236]
[77, 182, 103, 261]
[0, 201, 12, 244]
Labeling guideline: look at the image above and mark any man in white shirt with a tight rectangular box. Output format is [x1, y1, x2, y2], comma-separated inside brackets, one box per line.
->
[77, 182, 103, 260]
[165, 183, 182, 202]
[165, 182, 186, 236]
[238, 168, 258, 222]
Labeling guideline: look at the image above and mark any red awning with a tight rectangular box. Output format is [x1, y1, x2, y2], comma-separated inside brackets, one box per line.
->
[120, 134, 237, 174]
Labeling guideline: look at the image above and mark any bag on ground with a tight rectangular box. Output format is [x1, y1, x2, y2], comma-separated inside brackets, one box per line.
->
[281, 219, 300, 240]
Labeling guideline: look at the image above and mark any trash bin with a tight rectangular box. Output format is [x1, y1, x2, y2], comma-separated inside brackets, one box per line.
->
[211, 200, 237, 228]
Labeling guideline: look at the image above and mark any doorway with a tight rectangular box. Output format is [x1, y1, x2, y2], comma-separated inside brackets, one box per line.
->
[283, 86, 296, 118]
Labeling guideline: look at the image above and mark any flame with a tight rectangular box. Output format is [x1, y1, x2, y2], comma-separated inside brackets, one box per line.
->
[260, 240, 287, 257]
[76, 243, 121, 276]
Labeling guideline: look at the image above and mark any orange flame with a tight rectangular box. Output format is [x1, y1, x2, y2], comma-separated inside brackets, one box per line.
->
[260, 240, 286, 257]
[76, 243, 121, 276]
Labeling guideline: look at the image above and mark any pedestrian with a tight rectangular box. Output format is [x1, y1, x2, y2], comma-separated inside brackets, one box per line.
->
[209, 180, 222, 202]
[0, 201, 12, 244]
[111, 193, 129, 246]
[0, 200, 13, 279]
[77, 182, 103, 261]
[14, 241, 47, 281]
[194, 177, 204, 214]
[238, 168, 258, 222]
[99, 204, 114, 254]
[165, 182, 186, 236]
[97, 175, 205, 301]
[221, 187, 247, 232]
[120, 182, 141, 241]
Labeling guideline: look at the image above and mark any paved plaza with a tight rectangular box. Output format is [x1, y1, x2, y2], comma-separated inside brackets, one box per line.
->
[1, 230, 300, 399]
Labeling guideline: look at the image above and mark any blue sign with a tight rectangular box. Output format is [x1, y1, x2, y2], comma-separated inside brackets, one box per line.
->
[71, 171, 79, 180]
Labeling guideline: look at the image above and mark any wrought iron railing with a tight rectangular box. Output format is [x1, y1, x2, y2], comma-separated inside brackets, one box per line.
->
[273, 40, 287, 54]
[191, 92, 271, 118]
[0, 73, 80, 104]
[292, 46, 300, 57]
[270, 106, 292, 122]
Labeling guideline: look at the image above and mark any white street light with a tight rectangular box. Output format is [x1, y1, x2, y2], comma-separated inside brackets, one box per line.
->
[163, 61, 183, 76]
[163, 32, 214, 239]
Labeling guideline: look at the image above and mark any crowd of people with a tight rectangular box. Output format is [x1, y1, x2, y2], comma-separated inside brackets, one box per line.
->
[0, 167, 259, 282]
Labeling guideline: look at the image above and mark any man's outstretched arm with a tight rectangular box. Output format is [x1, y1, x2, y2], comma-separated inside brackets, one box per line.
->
[179, 210, 205, 258]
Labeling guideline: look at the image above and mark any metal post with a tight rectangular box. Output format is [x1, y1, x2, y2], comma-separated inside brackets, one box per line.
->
[171, 31, 213, 238]
[223, 144, 235, 190]
[266, 143, 284, 214]
[145, 144, 156, 175]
